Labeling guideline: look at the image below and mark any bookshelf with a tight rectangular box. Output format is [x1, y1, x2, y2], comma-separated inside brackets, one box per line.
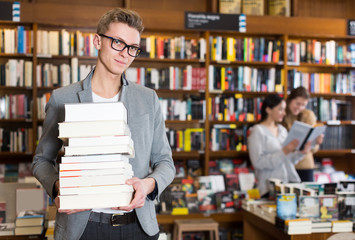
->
[1, 0, 355, 230]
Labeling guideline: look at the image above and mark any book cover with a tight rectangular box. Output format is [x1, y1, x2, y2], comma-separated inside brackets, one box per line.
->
[64, 102, 127, 123]
[337, 192, 355, 221]
[170, 191, 188, 215]
[59, 192, 133, 210]
[319, 195, 338, 220]
[276, 194, 297, 219]
[216, 191, 235, 213]
[64, 143, 135, 157]
[282, 120, 326, 150]
[0, 202, 5, 223]
[59, 173, 133, 188]
[242, 0, 264, 16]
[58, 120, 130, 139]
[268, 0, 290, 17]
[197, 189, 216, 213]
[219, 0, 241, 14]
[298, 196, 320, 218]
[61, 154, 129, 163]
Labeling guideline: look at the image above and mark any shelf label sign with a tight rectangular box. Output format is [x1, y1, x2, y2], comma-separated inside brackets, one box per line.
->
[0, 1, 20, 21]
[347, 19, 355, 36]
[185, 12, 246, 32]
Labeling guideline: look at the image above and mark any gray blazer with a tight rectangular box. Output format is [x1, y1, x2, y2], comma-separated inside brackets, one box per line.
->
[32, 69, 176, 240]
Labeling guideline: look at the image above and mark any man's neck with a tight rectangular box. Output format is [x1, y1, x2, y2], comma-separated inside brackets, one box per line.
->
[91, 66, 122, 98]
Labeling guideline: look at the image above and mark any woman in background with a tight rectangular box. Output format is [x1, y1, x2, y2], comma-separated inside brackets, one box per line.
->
[248, 94, 311, 197]
[283, 86, 324, 182]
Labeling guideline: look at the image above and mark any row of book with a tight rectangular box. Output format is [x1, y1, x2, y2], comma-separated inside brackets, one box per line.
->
[210, 124, 248, 151]
[0, 26, 33, 54]
[320, 125, 354, 150]
[37, 93, 51, 120]
[166, 128, 205, 152]
[209, 96, 262, 122]
[208, 66, 284, 92]
[287, 40, 355, 65]
[37, 29, 98, 57]
[287, 69, 355, 94]
[159, 98, 205, 121]
[307, 97, 352, 121]
[0, 60, 33, 87]
[125, 66, 206, 91]
[0, 162, 33, 183]
[0, 94, 31, 120]
[0, 128, 33, 153]
[209, 36, 284, 63]
[36, 60, 93, 87]
[159, 172, 254, 215]
[139, 36, 205, 60]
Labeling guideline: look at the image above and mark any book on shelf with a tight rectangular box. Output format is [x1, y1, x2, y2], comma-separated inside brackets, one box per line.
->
[59, 192, 133, 210]
[58, 120, 130, 139]
[63, 102, 127, 123]
[276, 194, 297, 219]
[0, 202, 5, 223]
[15, 210, 45, 227]
[170, 190, 188, 215]
[331, 220, 353, 232]
[15, 225, 44, 235]
[64, 143, 135, 157]
[268, 0, 290, 17]
[16, 188, 47, 215]
[61, 154, 129, 163]
[319, 195, 338, 219]
[60, 184, 134, 196]
[219, 0, 241, 14]
[0, 223, 14, 236]
[215, 191, 235, 213]
[337, 192, 355, 221]
[242, 0, 264, 16]
[282, 120, 326, 151]
[298, 196, 320, 218]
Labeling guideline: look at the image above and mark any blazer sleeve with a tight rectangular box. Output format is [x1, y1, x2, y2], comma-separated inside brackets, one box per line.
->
[32, 92, 63, 199]
[146, 91, 176, 200]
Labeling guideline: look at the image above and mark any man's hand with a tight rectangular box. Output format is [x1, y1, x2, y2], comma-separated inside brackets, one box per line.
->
[54, 180, 91, 214]
[112, 177, 156, 211]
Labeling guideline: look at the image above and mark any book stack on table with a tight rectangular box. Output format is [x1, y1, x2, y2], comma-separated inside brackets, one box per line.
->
[58, 102, 134, 210]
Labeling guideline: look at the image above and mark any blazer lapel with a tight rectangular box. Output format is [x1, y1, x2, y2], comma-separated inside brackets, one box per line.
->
[77, 68, 94, 103]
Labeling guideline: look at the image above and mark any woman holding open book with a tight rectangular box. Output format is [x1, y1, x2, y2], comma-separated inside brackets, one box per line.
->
[283, 86, 324, 182]
[247, 94, 312, 198]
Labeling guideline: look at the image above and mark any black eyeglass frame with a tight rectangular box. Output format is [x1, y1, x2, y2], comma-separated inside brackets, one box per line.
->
[99, 34, 142, 57]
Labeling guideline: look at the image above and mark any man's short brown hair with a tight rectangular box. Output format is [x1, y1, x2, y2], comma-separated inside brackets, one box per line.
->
[97, 8, 144, 35]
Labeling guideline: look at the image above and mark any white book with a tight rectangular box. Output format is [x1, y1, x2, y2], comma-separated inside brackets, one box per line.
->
[59, 174, 133, 187]
[282, 120, 326, 151]
[60, 184, 134, 196]
[311, 227, 331, 233]
[59, 192, 133, 210]
[68, 135, 133, 147]
[64, 144, 134, 157]
[61, 154, 129, 163]
[58, 120, 130, 139]
[64, 102, 127, 123]
[60, 161, 132, 171]
[60, 168, 133, 177]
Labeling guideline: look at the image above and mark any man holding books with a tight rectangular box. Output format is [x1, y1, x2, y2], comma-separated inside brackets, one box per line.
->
[32, 8, 175, 240]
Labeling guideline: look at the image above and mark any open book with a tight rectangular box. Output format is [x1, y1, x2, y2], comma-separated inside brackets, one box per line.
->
[283, 121, 326, 151]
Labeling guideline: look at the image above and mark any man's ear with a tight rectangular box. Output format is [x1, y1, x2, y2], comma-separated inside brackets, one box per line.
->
[93, 34, 101, 50]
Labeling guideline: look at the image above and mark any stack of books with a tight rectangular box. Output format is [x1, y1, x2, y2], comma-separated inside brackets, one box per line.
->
[58, 102, 135, 210]
[331, 220, 353, 232]
[311, 220, 332, 233]
[14, 210, 45, 235]
[284, 218, 312, 235]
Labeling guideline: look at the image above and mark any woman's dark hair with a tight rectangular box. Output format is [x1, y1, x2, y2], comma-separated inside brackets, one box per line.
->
[286, 86, 310, 114]
[260, 94, 284, 122]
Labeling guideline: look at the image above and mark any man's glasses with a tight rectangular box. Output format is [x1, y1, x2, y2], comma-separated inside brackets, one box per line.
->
[99, 34, 142, 57]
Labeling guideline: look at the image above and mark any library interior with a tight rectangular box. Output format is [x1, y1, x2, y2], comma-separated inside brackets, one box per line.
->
[0, 0, 355, 239]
